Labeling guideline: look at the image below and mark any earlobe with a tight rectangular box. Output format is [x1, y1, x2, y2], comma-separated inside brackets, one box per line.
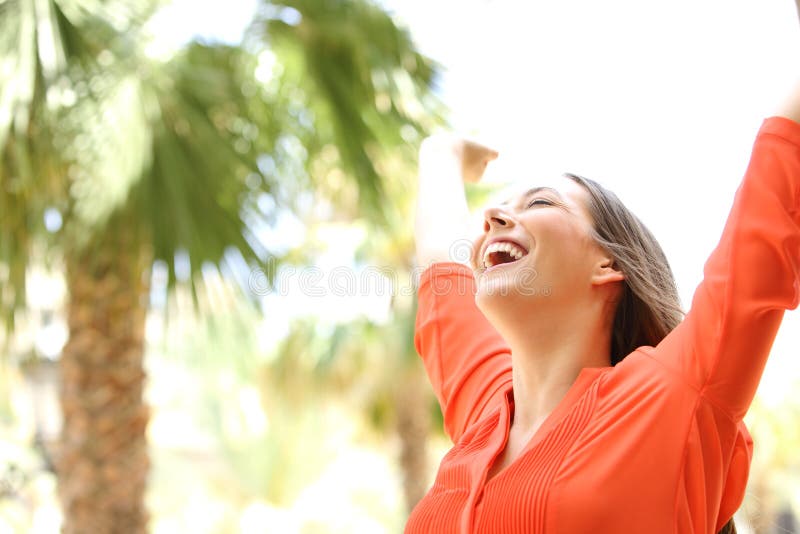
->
[592, 258, 625, 285]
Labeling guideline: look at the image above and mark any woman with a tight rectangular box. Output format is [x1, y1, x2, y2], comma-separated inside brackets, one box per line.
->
[406, 96, 800, 531]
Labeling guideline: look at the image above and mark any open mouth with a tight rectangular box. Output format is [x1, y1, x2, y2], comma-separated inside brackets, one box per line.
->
[482, 241, 529, 270]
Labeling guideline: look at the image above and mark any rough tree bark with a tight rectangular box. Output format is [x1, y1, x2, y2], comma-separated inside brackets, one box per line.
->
[58, 227, 151, 534]
[395, 365, 431, 513]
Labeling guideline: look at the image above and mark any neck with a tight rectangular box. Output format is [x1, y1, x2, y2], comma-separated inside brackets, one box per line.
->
[482, 297, 612, 433]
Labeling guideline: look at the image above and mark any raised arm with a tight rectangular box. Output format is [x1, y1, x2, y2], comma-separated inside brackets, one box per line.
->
[414, 137, 512, 442]
[651, 114, 800, 419]
[415, 135, 497, 266]
[778, 74, 800, 124]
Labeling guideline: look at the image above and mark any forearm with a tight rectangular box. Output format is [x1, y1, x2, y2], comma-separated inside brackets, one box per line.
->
[777, 76, 800, 124]
[414, 145, 473, 267]
[779, 0, 800, 123]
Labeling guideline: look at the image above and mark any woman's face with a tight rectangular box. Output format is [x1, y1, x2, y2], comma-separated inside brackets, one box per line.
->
[471, 175, 610, 304]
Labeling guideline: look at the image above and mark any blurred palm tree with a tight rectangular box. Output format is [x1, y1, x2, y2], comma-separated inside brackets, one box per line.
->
[742, 395, 800, 534]
[265, 274, 432, 513]
[0, 0, 441, 531]
[259, 150, 499, 514]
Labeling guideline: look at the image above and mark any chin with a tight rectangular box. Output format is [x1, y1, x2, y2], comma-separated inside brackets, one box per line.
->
[476, 263, 543, 299]
[476, 285, 540, 318]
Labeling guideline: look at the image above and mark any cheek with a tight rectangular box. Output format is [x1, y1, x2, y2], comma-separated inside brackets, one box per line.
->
[534, 219, 595, 273]
[537, 215, 587, 252]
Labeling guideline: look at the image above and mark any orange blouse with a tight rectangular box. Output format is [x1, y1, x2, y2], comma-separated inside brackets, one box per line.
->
[406, 117, 800, 533]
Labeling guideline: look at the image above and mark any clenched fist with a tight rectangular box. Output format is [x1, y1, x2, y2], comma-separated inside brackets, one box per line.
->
[419, 135, 499, 184]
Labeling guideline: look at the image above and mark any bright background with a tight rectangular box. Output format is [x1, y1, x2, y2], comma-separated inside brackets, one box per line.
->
[2, 1, 800, 533]
[151, 0, 800, 404]
[383, 0, 800, 406]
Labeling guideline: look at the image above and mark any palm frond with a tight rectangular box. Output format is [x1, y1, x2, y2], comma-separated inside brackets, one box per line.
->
[0, 0, 159, 328]
[127, 44, 282, 288]
[254, 0, 444, 224]
[1, 0, 445, 331]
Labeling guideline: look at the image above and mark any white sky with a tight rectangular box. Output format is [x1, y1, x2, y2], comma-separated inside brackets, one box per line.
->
[149, 0, 800, 405]
[384, 0, 800, 406]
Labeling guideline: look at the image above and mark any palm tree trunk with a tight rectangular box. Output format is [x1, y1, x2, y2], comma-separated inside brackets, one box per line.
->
[58, 230, 151, 534]
[395, 366, 431, 513]
[747, 476, 774, 534]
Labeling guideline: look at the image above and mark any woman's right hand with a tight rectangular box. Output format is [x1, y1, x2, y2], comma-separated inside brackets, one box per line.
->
[419, 134, 499, 184]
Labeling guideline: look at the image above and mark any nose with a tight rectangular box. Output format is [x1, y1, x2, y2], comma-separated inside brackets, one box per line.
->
[482, 206, 513, 232]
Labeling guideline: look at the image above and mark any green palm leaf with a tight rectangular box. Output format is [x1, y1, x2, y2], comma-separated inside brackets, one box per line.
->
[256, 0, 444, 222]
[1, 1, 444, 529]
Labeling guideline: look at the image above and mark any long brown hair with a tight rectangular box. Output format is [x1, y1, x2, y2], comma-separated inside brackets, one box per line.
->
[565, 173, 737, 534]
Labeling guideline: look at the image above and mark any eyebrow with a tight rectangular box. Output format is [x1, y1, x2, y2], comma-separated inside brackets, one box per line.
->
[499, 186, 564, 205]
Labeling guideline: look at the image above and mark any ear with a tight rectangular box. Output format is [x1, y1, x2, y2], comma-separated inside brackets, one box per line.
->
[591, 255, 625, 286]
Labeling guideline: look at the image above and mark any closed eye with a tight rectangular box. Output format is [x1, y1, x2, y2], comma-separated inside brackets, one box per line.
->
[526, 198, 553, 208]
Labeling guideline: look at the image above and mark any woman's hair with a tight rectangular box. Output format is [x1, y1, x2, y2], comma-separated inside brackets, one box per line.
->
[564, 173, 737, 534]
[564, 173, 683, 362]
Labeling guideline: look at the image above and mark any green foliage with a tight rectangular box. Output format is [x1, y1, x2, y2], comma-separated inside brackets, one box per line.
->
[1, 0, 445, 528]
[129, 44, 275, 285]
[746, 395, 800, 508]
[0, 0, 444, 333]
[147, 302, 390, 512]
[257, 0, 444, 222]
[0, 0, 154, 330]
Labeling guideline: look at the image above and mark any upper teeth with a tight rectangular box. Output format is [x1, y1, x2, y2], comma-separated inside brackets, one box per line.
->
[483, 241, 526, 268]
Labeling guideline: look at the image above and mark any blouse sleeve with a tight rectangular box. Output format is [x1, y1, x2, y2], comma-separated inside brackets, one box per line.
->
[414, 262, 513, 442]
[651, 116, 800, 419]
